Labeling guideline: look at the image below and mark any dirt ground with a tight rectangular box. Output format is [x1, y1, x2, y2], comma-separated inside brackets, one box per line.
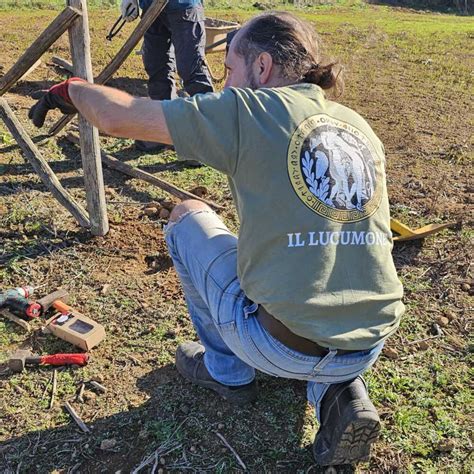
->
[0, 4, 473, 473]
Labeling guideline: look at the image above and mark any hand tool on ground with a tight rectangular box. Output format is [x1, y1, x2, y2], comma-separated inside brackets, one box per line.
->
[390, 218, 455, 242]
[8, 350, 89, 373]
[0, 286, 41, 319]
[39, 289, 106, 350]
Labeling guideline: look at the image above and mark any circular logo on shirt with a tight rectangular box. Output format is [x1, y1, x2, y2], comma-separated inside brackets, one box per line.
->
[287, 114, 383, 223]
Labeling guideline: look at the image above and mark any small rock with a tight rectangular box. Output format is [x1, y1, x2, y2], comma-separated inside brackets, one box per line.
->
[217, 423, 224, 430]
[100, 284, 111, 295]
[158, 469, 164, 474]
[444, 310, 456, 321]
[417, 340, 430, 351]
[190, 445, 197, 453]
[100, 438, 117, 450]
[144, 207, 158, 217]
[159, 208, 170, 219]
[159, 457, 166, 465]
[189, 186, 208, 197]
[431, 323, 443, 336]
[383, 347, 399, 359]
[461, 283, 470, 292]
[435, 316, 449, 327]
[437, 438, 455, 452]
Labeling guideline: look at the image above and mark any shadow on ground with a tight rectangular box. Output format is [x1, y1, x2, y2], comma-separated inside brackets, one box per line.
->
[0, 364, 355, 473]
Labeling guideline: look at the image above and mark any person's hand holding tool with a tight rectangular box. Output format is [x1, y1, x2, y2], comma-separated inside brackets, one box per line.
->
[28, 77, 86, 128]
[120, 0, 139, 22]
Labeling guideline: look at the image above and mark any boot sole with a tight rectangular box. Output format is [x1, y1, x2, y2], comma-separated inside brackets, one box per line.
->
[313, 399, 381, 466]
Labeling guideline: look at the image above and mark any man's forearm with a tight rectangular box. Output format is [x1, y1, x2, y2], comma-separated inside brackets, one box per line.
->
[69, 82, 172, 144]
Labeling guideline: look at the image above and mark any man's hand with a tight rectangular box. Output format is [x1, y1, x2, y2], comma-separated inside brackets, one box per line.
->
[28, 77, 86, 128]
[120, 0, 139, 22]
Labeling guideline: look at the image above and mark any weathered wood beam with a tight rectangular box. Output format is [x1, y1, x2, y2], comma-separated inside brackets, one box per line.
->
[50, 56, 74, 74]
[0, 7, 81, 96]
[0, 98, 90, 228]
[19, 59, 42, 82]
[68, 0, 109, 236]
[48, 0, 168, 136]
[66, 133, 224, 211]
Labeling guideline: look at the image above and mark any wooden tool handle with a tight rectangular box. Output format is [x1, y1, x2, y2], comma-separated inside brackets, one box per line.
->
[53, 300, 73, 313]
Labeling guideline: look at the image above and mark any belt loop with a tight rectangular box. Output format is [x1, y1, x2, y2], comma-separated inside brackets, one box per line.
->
[311, 349, 337, 376]
[243, 302, 258, 320]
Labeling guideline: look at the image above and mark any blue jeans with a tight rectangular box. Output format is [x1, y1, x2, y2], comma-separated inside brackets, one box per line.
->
[165, 210, 384, 421]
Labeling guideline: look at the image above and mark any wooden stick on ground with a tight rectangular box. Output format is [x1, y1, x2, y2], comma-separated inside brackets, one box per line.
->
[0, 6, 81, 96]
[0, 98, 90, 228]
[0, 309, 31, 331]
[66, 133, 224, 211]
[215, 432, 247, 470]
[50, 56, 74, 74]
[64, 401, 90, 433]
[48, 0, 168, 136]
[19, 59, 42, 82]
[49, 369, 58, 409]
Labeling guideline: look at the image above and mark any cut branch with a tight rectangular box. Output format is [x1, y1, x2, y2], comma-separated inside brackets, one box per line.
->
[66, 133, 224, 211]
[0, 98, 90, 228]
[50, 56, 74, 74]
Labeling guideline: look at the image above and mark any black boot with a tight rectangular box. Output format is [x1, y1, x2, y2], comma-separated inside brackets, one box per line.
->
[312, 376, 380, 466]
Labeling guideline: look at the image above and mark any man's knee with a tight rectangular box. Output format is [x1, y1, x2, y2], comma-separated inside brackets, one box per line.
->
[170, 199, 212, 222]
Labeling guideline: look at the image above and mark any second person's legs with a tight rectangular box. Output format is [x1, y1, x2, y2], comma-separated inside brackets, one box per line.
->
[168, 5, 213, 96]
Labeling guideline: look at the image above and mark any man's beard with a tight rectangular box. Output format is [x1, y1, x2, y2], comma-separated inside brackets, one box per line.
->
[245, 66, 259, 90]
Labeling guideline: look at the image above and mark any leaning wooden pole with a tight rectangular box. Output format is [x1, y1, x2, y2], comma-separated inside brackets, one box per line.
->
[67, 0, 109, 236]
[66, 133, 224, 211]
[0, 99, 90, 228]
[49, 0, 168, 136]
[0, 7, 81, 96]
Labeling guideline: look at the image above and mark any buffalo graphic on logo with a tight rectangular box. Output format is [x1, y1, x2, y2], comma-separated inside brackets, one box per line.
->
[288, 115, 383, 222]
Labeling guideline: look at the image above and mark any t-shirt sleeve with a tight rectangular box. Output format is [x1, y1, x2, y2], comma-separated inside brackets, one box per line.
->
[161, 89, 240, 176]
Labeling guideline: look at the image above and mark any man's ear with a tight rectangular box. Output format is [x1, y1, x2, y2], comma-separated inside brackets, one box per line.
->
[255, 52, 273, 85]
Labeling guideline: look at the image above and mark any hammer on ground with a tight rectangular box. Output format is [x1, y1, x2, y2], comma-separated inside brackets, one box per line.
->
[8, 350, 89, 373]
[36, 288, 70, 315]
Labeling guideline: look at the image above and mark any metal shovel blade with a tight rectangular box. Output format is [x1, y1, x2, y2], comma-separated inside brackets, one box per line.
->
[391, 218, 454, 242]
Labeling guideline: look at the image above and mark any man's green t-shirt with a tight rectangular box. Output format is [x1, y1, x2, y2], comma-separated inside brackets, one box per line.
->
[162, 84, 404, 350]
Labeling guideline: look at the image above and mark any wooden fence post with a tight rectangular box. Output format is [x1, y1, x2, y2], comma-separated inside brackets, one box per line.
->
[67, 0, 109, 236]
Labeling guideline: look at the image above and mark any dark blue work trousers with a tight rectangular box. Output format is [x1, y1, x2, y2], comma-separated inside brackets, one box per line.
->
[142, 4, 213, 100]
